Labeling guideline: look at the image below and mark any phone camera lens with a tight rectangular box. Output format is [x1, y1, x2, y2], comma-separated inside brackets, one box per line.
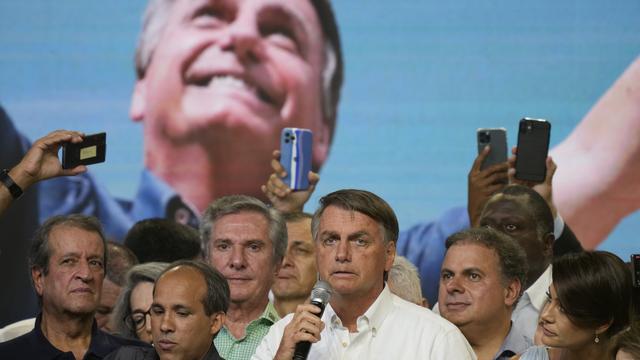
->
[479, 132, 490, 143]
[290, 135, 296, 140]
[284, 139, 290, 143]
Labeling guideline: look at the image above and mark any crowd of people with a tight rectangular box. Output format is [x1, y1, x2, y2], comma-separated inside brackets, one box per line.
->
[1, 0, 639, 359]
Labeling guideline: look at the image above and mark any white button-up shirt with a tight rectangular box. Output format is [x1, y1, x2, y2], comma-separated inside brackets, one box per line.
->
[252, 285, 476, 360]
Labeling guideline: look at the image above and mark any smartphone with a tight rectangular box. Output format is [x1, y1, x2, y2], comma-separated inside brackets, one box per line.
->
[280, 128, 313, 191]
[515, 118, 551, 182]
[61, 132, 107, 169]
[477, 128, 507, 170]
[632, 254, 640, 288]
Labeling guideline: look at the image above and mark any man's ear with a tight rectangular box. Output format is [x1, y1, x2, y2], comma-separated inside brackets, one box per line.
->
[209, 312, 226, 335]
[32, 267, 45, 297]
[504, 279, 522, 307]
[130, 79, 147, 122]
[384, 241, 397, 272]
[312, 119, 331, 171]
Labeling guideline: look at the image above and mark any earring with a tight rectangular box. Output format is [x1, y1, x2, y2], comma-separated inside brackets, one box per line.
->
[594, 333, 600, 344]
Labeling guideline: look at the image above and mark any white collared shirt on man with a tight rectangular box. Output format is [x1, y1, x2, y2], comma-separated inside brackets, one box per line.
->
[252, 285, 476, 360]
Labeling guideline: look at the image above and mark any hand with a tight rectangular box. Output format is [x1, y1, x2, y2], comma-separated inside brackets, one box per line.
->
[261, 150, 320, 214]
[274, 303, 325, 360]
[10, 130, 87, 189]
[508, 146, 558, 218]
[468, 146, 509, 226]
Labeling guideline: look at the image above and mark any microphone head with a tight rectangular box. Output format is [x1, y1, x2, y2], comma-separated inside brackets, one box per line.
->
[310, 280, 332, 305]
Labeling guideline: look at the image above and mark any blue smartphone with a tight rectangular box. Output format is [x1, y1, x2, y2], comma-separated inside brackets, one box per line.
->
[280, 128, 313, 191]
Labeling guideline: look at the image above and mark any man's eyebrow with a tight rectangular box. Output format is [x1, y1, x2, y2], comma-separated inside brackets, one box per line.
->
[461, 267, 485, 276]
[172, 304, 192, 312]
[347, 231, 370, 241]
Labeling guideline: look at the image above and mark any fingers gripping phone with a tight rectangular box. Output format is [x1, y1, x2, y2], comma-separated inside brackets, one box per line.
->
[280, 128, 313, 190]
[477, 128, 507, 170]
[515, 118, 551, 182]
[61, 132, 107, 169]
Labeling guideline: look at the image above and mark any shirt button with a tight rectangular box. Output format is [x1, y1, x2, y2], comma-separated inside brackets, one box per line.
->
[342, 342, 347, 347]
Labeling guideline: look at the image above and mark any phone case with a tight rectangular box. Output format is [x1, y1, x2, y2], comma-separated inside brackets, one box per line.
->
[280, 128, 313, 190]
[477, 128, 507, 170]
[61, 132, 107, 169]
[515, 118, 551, 182]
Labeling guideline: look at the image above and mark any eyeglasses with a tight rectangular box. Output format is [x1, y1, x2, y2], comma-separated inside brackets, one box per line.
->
[124, 310, 150, 332]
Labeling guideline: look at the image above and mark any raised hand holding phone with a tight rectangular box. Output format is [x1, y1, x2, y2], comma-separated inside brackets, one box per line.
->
[280, 128, 313, 191]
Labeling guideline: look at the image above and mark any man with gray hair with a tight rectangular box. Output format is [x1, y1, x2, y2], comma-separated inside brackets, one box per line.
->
[200, 195, 287, 360]
[253, 189, 474, 359]
[439, 227, 529, 360]
[0, 214, 143, 358]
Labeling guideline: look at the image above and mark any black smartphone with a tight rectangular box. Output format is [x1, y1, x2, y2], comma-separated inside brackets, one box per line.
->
[61, 132, 107, 169]
[632, 254, 640, 288]
[477, 128, 507, 170]
[515, 118, 551, 182]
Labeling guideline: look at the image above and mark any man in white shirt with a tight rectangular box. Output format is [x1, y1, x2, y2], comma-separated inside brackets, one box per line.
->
[252, 189, 475, 360]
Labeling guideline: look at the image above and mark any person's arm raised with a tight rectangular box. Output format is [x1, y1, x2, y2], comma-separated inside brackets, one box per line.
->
[0, 130, 87, 216]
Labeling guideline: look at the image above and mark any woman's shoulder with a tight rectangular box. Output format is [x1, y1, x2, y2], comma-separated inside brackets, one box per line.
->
[517, 346, 549, 360]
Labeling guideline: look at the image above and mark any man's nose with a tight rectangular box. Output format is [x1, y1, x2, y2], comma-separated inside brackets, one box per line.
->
[160, 312, 174, 333]
[219, 16, 262, 63]
[75, 260, 94, 282]
[335, 240, 351, 262]
[230, 246, 247, 269]
[444, 276, 464, 294]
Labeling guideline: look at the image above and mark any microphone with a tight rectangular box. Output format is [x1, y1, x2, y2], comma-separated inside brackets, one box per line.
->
[292, 280, 332, 360]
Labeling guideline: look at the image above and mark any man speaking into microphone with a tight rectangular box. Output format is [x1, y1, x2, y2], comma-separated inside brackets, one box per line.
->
[252, 189, 475, 360]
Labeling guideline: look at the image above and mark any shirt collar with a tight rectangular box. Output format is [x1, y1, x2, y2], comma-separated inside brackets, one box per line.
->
[131, 170, 200, 228]
[494, 321, 532, 359]
[258, 302, 280, 325]
[327, 284, 394, 334]
[32, 313, 115, 358]
[524, 265, 552, 312]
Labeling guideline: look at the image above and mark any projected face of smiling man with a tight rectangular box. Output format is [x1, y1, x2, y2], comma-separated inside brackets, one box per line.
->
[131, 0, 335, 212]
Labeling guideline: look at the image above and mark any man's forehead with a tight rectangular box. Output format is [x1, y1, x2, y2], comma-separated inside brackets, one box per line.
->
[445, 242, 499, 271]
[213, 211, 269, 233]
[482, 195, 532, 219]
[170, 0, 322, 25]
[49, 225, 104, 254]
[156, 266, 205, 297]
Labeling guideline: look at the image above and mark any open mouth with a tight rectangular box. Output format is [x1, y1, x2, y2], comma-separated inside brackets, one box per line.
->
[185, 73, 276, 105]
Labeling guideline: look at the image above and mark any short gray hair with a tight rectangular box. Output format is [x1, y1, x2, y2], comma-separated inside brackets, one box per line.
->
[388, 256, 423, 305]
[112, 262, 169, 339]
[445, 227, 528, 306]
[200, 195, 287, 265]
